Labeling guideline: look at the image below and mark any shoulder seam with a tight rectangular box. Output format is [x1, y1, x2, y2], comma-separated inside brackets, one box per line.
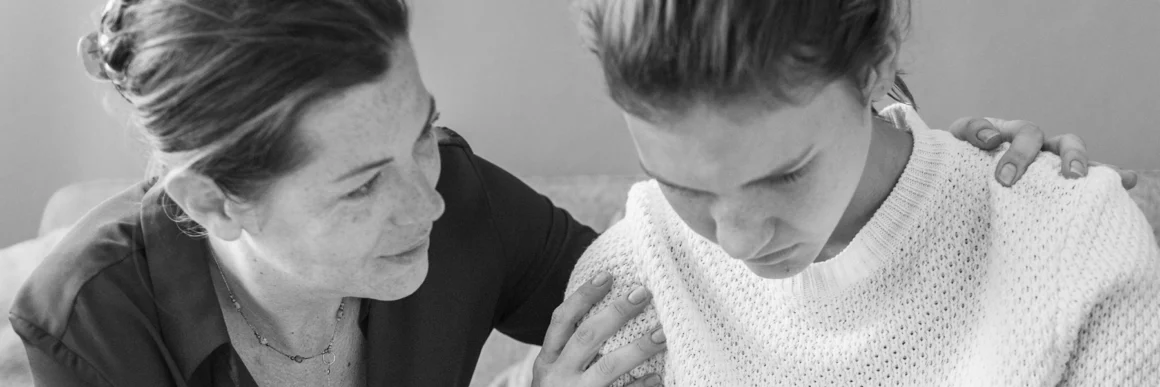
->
[65, 248, 141, 340]
[8, 313, 116, 387]
[19, 246, 140, 339]
[436, 126, 471, 152]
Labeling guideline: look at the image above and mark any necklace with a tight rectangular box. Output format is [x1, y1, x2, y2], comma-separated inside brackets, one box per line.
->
[208, 248, 346, 379]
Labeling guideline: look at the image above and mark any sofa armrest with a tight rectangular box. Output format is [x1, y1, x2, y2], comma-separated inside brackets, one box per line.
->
[39, 179, 139, 237]
[1127, 170, 1160, 243]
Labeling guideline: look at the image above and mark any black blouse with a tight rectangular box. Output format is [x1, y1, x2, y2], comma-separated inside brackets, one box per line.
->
[8, 129, 598, 386]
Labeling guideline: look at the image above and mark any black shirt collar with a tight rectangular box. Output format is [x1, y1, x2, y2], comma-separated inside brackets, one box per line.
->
[138, 184, 231, 380]
[137, 184, 376, 382]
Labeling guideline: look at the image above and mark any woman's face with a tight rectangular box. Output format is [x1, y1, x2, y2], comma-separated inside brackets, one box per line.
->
[625, 81, 873, 279]
[239, 42, 444, 301]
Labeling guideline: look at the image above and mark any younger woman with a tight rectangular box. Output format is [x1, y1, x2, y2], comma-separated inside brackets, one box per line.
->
[560, 0, 1160, 386]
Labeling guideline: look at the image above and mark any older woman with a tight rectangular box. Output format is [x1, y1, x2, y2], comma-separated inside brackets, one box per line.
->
[8, 0, 1131, 386]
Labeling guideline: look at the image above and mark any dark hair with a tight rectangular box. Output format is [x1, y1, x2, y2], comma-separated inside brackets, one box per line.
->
[84, 0, 410, 232]
[576, 0, 916, 121]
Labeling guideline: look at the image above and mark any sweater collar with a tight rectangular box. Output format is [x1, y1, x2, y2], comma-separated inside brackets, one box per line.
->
[781, 103, 950, 298]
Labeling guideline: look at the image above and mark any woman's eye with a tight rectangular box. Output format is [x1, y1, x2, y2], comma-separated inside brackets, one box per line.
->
[419, 112, 441, 142]
[419, 124, 436, 142]
[774, 170, 804, 184]
[346, 172, 381, 199]
[767, 160, 813, 186]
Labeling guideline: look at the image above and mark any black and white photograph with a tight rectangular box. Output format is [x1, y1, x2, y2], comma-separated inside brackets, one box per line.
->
[2, 1, 1159, 386]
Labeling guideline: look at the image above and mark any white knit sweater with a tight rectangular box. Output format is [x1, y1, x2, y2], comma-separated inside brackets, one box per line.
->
[567, 105, 1160, 386]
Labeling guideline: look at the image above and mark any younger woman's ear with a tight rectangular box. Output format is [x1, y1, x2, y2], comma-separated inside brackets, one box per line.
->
[163, 171, 254, 241]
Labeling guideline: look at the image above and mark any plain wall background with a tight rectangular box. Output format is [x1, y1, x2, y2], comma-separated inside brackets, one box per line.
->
[1, 0, 1158, 247]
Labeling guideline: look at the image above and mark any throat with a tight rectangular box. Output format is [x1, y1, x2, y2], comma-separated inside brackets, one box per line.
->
[207, 243, 357, 356]
[823, 117, 914, 258]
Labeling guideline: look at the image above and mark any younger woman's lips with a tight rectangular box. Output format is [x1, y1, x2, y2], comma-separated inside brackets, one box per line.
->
[745, 244, 798, 266]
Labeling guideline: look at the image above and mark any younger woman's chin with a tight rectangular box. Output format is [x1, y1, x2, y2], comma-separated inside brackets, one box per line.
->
[744, 257, 813, 279]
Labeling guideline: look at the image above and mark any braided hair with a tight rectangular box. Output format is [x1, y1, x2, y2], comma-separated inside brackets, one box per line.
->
[79, 0, 137, 98]
[76, 0, 412, 234]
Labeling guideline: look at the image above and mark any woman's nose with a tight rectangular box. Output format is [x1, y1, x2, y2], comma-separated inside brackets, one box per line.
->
[713, 209, 773, 260]
[390, 169, 445, 226]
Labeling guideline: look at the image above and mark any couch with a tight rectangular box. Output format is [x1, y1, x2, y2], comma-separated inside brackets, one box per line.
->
[3, 171, 1159, 386]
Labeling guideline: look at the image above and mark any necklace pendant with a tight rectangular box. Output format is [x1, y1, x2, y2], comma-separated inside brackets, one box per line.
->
[291, 355, 304, 363]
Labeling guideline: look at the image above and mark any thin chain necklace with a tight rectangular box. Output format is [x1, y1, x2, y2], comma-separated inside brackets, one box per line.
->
[209, 248, 346, 379]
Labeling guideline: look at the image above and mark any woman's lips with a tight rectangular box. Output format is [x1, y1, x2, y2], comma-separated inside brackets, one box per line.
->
[744, 243, 799, 266]
[382, 239, 429, 265]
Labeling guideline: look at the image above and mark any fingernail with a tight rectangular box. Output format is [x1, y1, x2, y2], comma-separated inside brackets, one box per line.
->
[650, 328, 666, 344]
[977, 129, 999, 143]
[1069, 160, 1087, 177]
[628, 286, 651, 304]
[999, 163, 1016, 186]
[646, 375, 662, 387]
[591, 272, 611, 286]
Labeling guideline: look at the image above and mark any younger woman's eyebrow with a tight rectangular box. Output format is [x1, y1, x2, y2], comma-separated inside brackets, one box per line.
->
[639, 161, 707, 194]
[639, 145, 815, 193]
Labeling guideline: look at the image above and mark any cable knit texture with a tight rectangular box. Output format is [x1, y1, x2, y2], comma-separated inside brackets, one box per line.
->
[566, 104, 1160, 386]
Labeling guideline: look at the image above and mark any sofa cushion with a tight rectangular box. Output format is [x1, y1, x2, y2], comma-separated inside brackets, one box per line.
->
[520, 174, 645, 232]
[39, 179, 139, 237]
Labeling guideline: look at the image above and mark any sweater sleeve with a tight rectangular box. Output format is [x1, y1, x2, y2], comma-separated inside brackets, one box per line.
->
[565, 219, 666, 387]
[1058, 171, 1160, 386]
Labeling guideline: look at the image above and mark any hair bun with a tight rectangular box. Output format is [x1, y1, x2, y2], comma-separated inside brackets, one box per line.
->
[78, 31, 112, 81]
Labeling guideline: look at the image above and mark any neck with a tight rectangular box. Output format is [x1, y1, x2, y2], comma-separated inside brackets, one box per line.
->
[208, 238, 351, 354]
[821, 116, 914, 260]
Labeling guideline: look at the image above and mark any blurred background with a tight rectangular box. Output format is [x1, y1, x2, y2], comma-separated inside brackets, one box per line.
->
[1, 0, 1158, 247]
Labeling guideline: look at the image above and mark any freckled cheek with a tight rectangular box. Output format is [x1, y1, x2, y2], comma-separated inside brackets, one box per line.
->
[317, 205, 391, 257]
